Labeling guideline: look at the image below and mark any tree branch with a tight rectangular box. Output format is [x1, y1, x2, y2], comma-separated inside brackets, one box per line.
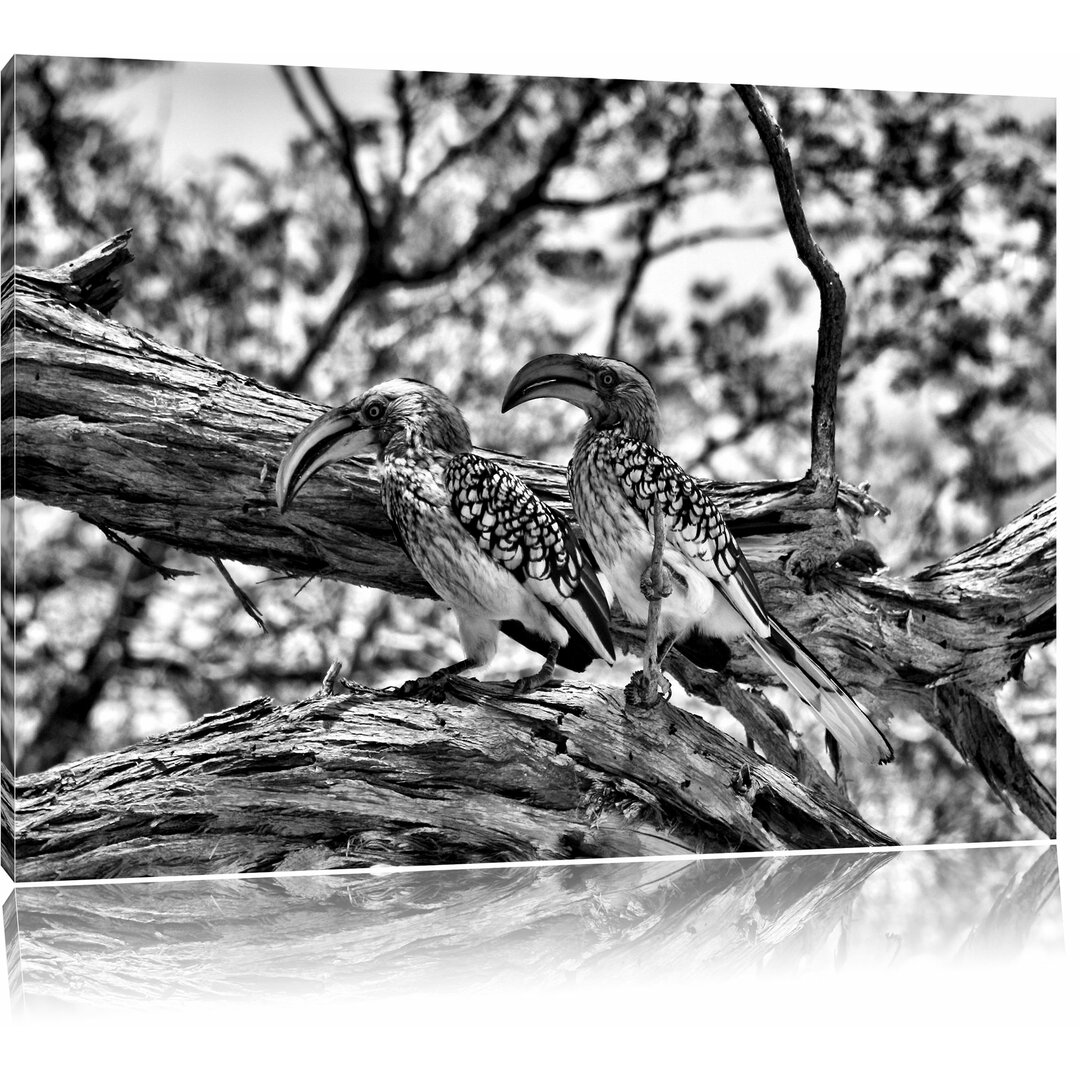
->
[649, 220, 785, 259]
[413, 78, 530, 196]
[733, 84, 845, 485]
[281, 66, 377, 246]
[391, 84, 608, 288]
[14, 677, 897, 881]
[607, 93, 704, 356]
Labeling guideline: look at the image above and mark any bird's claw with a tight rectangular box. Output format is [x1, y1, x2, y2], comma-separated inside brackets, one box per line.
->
[624, 669, 672, 708]
[390, 676, 449, 702]
[511, 671, 554, 694]
[640, 565, 673, 603]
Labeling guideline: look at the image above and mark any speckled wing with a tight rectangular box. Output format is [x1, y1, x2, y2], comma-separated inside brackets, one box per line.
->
[445, 454, 615, 664]
[610, 437, 771, 637]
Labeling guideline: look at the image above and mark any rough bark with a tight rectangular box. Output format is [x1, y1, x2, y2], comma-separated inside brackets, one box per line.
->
[14, 681, 897, 881]
[2, 235, 1057, 860]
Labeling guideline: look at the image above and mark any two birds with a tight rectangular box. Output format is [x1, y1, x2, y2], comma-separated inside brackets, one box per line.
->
[276, 354, 893, 766]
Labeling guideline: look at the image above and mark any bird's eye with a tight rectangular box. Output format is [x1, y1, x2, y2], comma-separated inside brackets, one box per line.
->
[363, 401, 385, 422]
[596, 370, 618, 390]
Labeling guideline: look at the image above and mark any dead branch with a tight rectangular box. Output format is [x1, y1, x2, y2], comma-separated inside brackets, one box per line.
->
[14, 679, 897, 882]
[733, 84, 845, 484]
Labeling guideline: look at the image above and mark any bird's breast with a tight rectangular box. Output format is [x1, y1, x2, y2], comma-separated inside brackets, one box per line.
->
[380, 458, 560, 634]
[570, 441, 685, 628]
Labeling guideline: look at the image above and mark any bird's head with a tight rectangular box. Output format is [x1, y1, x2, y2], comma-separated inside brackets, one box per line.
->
[275, 378, 472, 512]
[501, 353, 661, 443]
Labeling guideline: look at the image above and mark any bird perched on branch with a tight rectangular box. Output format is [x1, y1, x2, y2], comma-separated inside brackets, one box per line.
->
[503, 353, 893, 765]
[276, 378, 615, 695]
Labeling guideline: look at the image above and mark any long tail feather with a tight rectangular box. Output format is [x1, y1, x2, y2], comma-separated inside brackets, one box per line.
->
[745, 619, 893, 765]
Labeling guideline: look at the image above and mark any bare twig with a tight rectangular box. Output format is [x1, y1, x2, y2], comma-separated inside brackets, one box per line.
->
[649, 220, 785, 259]
[389, 71, 415, 185]
[85, 520, 196, 580]
[278, 270, 365, 393]
[607, 95, 701, 356]
[278, 83, 605, 394]
[394, 85, 608, 288]
[276, 66, 331, 145]
[733, 84, 845, 485]
[305, 67, 377, 244]
[414, 78, 530, 196]
[537, 163, 725, 212]
[626, 500, 671, 708]
[643, 500, 669, 678]
[212, 557, 268, 633]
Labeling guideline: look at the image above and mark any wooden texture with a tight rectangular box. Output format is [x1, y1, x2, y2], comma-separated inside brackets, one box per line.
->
[14, 681, 897, 881]
[2, 235, 1057, 871]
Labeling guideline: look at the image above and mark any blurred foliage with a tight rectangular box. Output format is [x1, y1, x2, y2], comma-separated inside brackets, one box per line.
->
[8, 58, 1055, 842]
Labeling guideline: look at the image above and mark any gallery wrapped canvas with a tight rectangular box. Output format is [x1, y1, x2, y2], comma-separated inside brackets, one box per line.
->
[1, 58, 1056, 882]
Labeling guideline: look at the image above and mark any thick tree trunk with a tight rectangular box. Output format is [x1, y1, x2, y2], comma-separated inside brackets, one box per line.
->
[1, 235, 1057, 875]
[14, 679, 898, 881]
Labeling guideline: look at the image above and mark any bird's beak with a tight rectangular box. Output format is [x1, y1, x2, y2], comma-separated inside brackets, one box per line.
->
[275, 405, 377, 513]
[501, 354, 599, 414]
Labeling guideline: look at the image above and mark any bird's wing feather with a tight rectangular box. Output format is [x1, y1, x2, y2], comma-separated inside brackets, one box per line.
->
[445, 454, 615, 663]
[611, 438, 771, 636]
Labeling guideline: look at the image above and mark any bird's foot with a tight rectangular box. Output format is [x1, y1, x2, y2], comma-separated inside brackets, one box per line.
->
[389, 659, 475, 702]
[511, 668, 555, 694]
[390, 674, 452, 702]
[624, 668, 672, 709]
[509, 643, 559, 695]
[640, 564, 673, 603]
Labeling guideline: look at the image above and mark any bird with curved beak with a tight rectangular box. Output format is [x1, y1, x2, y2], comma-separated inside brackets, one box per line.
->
[503, 353, 893, 766]
[277, 378, 615, 696]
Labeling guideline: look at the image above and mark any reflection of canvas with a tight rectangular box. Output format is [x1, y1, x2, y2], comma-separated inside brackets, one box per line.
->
[3, 58, 1056, 881]
[4, 845, 1062, 1010]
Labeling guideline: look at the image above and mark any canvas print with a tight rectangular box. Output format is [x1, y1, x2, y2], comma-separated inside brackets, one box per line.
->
[1, 58, 1056, 881]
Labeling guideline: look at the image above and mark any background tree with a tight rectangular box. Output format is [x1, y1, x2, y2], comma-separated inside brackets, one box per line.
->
[5, 57, 1055, 846]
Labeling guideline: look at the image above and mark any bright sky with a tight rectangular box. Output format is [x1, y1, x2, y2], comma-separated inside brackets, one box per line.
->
[103, 62, 391, 175]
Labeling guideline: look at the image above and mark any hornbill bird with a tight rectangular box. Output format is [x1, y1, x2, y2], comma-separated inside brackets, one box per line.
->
[276, 378, 615, 694]
[502, 353, 893, 765]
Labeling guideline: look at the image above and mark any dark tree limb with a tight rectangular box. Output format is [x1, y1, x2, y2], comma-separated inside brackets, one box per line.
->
[606, 93, 701, 356]
[276, 66, 332, 149]
[733, 84, 845, 484]
[14, 679, 897, 882]
[648, 220, 785, 258]
[304, 67, 377, 243]
[413, 78, 531, 196]
[276, 82, 606, 394]
[3, 237, 1056, 841]
[393, 84, 609, 288]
